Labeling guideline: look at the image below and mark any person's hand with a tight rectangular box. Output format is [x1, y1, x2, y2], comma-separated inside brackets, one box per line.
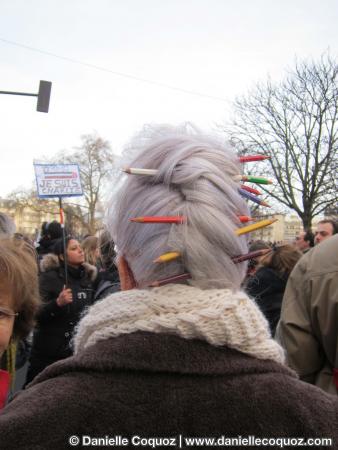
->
[56, 286, 73, 307]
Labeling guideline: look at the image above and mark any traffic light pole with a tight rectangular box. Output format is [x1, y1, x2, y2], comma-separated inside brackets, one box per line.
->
[0, 80, 52, 112]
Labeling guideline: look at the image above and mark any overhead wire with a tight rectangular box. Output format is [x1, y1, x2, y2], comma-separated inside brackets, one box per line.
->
[0, 37, 230, 103]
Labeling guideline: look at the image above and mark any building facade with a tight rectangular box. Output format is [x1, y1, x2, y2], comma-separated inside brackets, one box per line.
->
[0, 198, 58, 239]
[250, 213, 322, 243]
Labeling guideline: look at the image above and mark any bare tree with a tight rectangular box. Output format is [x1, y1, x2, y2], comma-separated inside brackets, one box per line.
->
[224, 53, 338, 229]
[8, 188, 87, 236]
[55, 132, 115, 234]
[9, 132, 115, 236]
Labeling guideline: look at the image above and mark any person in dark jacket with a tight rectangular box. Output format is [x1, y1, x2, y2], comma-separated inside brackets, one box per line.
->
[0, 125, 337, 448]
[245, 244, 302, 335]
[35, 221, 63, 258]
[94, 229, 120, 300]
[26, 237, 97, 383]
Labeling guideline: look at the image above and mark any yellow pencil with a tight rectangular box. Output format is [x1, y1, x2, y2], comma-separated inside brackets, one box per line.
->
[235, 218, 277, 236]
[154, 251, 181, 263]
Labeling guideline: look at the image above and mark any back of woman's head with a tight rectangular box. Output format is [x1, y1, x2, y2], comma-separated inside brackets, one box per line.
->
[53, 236, 73, 259]
[81, 236, 99, 265]
[46, 221, 62, 240]
[99, 229, 116, 270]
[0, 213, 16, 237]
[108, 124, 251, 290]
[0, 238, 40, 340]
[260, 244, 302, 276]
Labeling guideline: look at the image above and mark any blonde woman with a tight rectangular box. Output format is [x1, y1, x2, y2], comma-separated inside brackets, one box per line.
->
[81, 236, 101, 267]
[0, 238, 40, 408]
[245, 244, 302, 335]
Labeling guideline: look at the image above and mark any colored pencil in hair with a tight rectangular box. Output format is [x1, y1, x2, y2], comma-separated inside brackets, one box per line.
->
[154, 252, 181, 263]
[149, 273, 191, 287]
[123, 167, 158, 176]
[232, 248, 271, 264]
[240, 184, 262, 195]
[130, 216, 186, 224]
[235, 218, 277, 236]
[238, 188, 270, 207]
[239, 155, 270, 163]
[238, 215, 256, 223]
[239, 175, 272, 185]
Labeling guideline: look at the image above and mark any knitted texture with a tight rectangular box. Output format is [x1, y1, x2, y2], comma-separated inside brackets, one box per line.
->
[74, 284, 285, 364]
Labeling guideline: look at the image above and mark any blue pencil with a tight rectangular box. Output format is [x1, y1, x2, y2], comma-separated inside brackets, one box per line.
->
[238, 188, 270, 207]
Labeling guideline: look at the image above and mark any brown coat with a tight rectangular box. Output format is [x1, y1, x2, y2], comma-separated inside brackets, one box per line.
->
[277, 234, 338, 394]
[1, 332, 338, 449]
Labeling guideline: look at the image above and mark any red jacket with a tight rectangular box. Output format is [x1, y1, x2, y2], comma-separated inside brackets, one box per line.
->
[0, 370, 10, 409]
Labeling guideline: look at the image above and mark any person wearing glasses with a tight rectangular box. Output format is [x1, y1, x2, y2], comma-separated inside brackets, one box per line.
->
[0, 238, 40, 408]
[294, 230, 314, 254]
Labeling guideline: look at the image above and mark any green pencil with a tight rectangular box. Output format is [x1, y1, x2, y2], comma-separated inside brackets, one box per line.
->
[240, 175, 272, 185]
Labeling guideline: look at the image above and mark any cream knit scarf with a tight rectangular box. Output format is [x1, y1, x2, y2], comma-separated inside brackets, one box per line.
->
[74, 284, 285, 365]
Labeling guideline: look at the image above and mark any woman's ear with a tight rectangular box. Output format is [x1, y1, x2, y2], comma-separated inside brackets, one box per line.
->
[117, 256, 137, 290]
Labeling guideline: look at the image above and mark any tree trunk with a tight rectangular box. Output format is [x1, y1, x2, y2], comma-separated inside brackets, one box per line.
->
[301, 214, 313, 231]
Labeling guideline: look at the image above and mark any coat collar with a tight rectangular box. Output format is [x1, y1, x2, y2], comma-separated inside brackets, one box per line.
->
[30, 332, 296, 387]
[40, 253, 97, 282]
[74, 284, 285, 365]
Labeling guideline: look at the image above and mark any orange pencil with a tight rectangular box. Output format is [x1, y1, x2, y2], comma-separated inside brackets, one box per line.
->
[238, 215, 256, 223]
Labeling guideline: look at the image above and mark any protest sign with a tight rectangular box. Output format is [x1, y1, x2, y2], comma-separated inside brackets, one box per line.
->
[34, 163, 83, 198]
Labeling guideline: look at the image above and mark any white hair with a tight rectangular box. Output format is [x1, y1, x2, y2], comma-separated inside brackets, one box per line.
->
[108, 123, 250, 290]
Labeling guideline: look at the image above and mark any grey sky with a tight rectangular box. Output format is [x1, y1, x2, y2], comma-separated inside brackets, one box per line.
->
[1, 0, 338, 195]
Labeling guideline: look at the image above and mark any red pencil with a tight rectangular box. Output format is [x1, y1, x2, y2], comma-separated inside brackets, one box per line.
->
[240, 184, 262, 196]
[238, 215, 256, 223]
[239, 155, 270, 163]
[131, 216, 186, 224]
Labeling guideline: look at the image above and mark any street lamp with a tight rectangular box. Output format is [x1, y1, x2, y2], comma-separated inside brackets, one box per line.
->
[0, 80, 52, 113]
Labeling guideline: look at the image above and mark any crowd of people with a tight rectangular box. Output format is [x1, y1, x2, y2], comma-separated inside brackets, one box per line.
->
[0, 124, 337, 448]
